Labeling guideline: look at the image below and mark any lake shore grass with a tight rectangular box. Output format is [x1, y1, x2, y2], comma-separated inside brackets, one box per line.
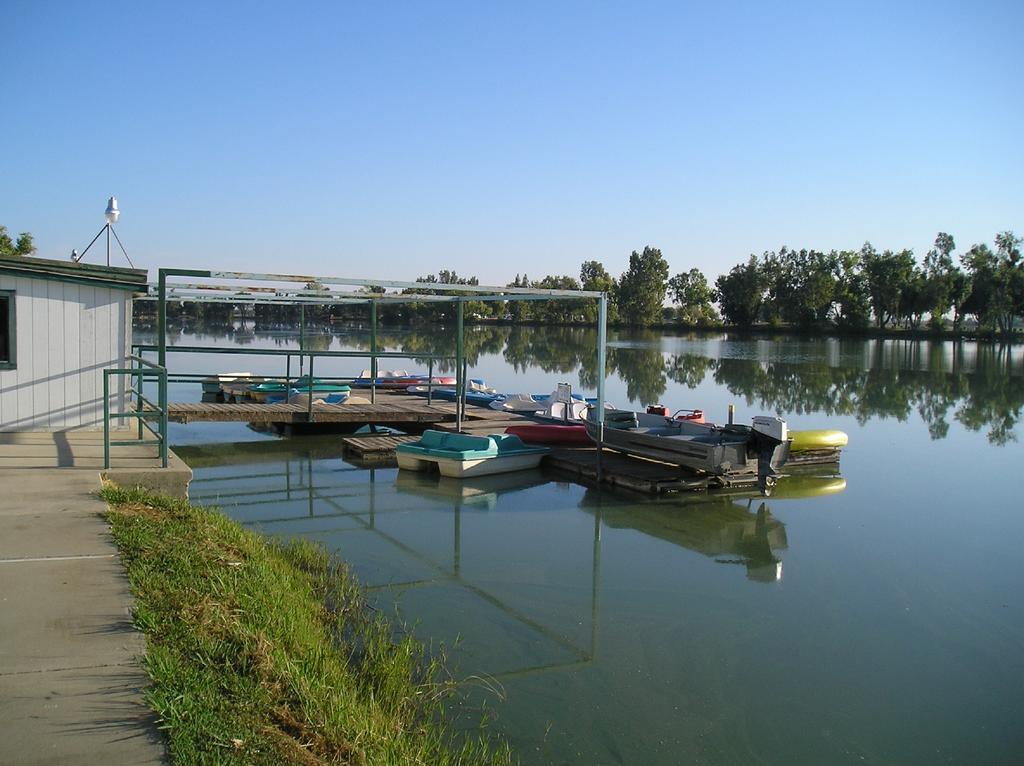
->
[101, 485, 512, 766]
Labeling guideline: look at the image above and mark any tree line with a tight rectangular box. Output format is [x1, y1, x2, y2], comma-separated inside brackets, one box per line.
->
[230, 231, 1023, 336]
[7, 219, 1018, 336]
[150, 319, 1024, 445]
[713, 231, 1023, 336]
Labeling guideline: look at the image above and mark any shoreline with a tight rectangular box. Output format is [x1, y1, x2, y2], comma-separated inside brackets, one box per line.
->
[102, 485, 512, 766]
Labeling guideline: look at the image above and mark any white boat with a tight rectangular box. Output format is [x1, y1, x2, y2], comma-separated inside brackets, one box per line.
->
[201, 371, 253, 394]
[534, 398, 591, 421]
[485, 395, 540, 413]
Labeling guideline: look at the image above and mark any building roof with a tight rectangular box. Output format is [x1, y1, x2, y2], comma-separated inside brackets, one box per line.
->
[0, 255, 148, 293]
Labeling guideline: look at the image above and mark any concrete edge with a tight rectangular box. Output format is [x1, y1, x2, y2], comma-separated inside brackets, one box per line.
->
[101, 448, 193, 500]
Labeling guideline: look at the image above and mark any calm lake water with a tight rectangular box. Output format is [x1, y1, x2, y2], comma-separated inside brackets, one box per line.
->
[141, 323, 1024, 765]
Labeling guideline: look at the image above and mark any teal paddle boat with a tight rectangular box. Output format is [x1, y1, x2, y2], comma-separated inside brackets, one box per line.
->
[396, 430, 549, 478]
[247, 376, 351, 402]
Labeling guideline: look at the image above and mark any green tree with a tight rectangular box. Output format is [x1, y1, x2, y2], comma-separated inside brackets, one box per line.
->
[504, 274, 530, 322]
[787, 249, 838, 327]
[406, 270, 485, 323]
[922, 233, 957, 330]
[993, 231, 1024, 334]
[900, 267, 931, 330]
[614, 246, 670, 326]
[961, 243, 999, 331]
[715, 256, 765, 327]
[947, 268, 972, 332]
[0, 226, 36, 257]
[668, 268, 719, 325]
[958, 235, 1022, 335]
[862, 244, 915, 328]
[759, 247, 840, 327]
[579, 260, 618, 323]
[833, 249, 871, 328]
[530, 274, 584, 323]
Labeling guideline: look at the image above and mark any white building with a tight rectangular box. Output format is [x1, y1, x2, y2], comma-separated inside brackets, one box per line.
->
[0, 254, 148, 431]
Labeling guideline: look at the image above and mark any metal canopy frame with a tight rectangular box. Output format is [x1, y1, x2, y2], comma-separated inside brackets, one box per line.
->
[152, 268, 609, 442]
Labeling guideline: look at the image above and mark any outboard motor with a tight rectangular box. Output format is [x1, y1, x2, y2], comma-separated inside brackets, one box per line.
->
[750, 416, 790, 495]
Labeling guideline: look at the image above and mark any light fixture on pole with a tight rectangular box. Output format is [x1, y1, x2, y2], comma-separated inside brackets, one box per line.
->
[72, 196, 134, 268]
[104, 196, 120, 265]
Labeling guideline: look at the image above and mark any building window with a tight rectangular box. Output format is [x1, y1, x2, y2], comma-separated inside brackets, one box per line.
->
[0, 290, 14, 370]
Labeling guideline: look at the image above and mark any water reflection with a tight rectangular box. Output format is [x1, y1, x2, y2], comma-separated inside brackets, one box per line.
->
[182, 439, 846, 613]
[696, 340, 1023, 444]
[579, 473, 845, 583]
[146, 322, 1023, 444]
[183, 445, 601, 680]
[161, 323, 1024, 765]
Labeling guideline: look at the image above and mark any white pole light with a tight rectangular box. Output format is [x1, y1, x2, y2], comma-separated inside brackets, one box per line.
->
[105, 196, 120, 224]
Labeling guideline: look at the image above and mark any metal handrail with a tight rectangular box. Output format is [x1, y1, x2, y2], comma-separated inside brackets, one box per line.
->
[103, 356, 168, 469]
[132, 343, 454, 360]
[131, 342, 453, 418]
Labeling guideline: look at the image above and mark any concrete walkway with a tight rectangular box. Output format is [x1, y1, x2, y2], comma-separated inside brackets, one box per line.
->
[0, 444, 168, 764]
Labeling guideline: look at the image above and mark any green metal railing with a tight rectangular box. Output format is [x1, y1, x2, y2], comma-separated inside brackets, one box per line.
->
[103, 355, 168, 469]
[152, 268, 608, 437]
[132, 343, 453, 422]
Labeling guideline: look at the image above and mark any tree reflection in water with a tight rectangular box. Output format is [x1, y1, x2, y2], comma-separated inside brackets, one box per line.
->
[154, 321, 1023, 445]
[699, 340, 1023, 444]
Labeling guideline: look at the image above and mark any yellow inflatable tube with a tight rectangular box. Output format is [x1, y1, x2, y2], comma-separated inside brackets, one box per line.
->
[789, 429, 849, 452]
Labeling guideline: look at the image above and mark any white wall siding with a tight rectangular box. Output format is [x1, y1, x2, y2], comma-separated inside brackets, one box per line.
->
[0, 276, 134, 431]
[63, 282, 81, 427]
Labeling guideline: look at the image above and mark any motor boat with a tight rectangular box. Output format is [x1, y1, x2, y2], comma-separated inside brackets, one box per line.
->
[585, 409, 792, 493]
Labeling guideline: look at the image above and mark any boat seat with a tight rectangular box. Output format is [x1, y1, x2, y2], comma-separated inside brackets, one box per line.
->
[404, 430, 499, 459]
[605, 412, 639, 429]
[490, 434, 530, 453]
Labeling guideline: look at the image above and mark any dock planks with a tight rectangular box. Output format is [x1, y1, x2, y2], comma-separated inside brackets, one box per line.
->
[166, 387, 843, 495]
[165, 398, 455, 426]
[544, 447, 718, 493]
[341, 434, 420, 457]
[164, 389, 536, 430]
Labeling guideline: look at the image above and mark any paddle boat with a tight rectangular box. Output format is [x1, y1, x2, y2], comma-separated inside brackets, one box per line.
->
[405, 379, 499, 404]
[201, 371, 253, 395]
[247, 376, 351, 402]
[351, 370, 456, 389]
[505, 423, 593, 446]
[489, 390, 588, 413]
[396, 430, 549, 478]
[220, 376, 266, 401]
[585, 408, 791, 492]
[283, 390, 349, 406]
[405, 380, 502, 406]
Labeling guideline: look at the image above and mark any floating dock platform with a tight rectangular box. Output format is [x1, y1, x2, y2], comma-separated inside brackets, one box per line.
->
[166, 389, 843, 495]
[338, 423, 842, 495]
[163, 390, 526, 431]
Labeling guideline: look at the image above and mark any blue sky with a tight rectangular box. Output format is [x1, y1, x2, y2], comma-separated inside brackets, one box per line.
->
[1, 1, 1020, 286]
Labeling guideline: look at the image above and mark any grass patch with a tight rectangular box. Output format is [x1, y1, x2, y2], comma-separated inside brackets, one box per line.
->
[102, 484, 513, 766]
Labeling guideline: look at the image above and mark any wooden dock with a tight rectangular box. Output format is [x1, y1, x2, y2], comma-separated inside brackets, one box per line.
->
[164, 389, 542, 433]
[166, 389, 843, 495]
[544, 447, 729, 493]
[166, 400, 454, 426]
[340, 433, 420, 457]
[337, 431, 841, 495]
